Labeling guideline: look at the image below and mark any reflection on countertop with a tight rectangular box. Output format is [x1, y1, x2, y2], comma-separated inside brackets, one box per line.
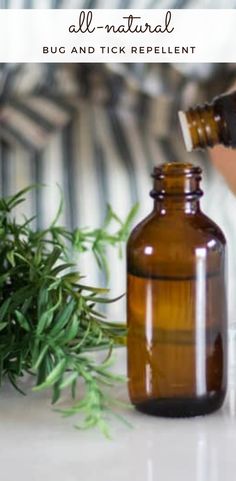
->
[1, 325, 236, 481]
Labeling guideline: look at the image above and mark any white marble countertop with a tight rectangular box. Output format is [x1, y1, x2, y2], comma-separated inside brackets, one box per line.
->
[1, 327, 236, 481]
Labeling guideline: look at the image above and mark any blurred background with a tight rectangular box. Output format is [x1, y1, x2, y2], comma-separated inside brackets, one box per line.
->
[1, 1, 236, 324]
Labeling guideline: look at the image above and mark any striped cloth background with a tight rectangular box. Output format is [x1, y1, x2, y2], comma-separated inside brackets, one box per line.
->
[0, 0, 236, 322]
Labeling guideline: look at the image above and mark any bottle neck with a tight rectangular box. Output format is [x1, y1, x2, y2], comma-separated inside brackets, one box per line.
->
[178, 102, 231, 152]
[153, 197, 200, 215]
[151, 163, 203, 215]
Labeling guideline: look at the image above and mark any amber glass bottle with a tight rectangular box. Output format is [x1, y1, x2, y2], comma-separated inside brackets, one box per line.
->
[127, 163, 227, 417]
[178, 90, 236, 151]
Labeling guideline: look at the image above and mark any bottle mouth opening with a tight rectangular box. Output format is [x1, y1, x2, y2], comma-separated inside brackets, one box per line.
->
[152, 162, 202, 178]
[151, 162, 203, 200]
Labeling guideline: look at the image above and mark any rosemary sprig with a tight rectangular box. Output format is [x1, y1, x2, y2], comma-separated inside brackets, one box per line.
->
[0, 186, 138, 436]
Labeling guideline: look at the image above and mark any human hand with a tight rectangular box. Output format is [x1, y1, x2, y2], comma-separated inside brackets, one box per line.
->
[209, 145, 236, 195]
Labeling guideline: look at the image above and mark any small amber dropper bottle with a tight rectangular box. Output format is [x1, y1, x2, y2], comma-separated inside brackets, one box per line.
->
[127, 162, 227, 417]
[178, 90, 236, 152]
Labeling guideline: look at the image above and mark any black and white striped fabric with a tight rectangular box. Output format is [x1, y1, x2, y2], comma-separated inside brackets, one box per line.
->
[0, 0, 236, 322]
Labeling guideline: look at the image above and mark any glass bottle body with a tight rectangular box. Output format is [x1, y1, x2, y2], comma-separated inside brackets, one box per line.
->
[127, 163, 227, 417]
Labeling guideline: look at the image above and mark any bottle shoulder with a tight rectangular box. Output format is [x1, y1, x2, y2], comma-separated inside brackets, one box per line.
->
[192, 211, 226, 245]
[127, 210, 226, 278]
[127, 209, 226, 250]
[127, 211, 155, 243]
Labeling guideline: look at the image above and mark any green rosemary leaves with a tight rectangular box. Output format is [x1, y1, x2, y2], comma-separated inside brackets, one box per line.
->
[0, 186, 138, 435]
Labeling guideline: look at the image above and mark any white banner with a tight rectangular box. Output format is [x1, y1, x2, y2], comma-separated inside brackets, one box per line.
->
[0, 9, 236, 62]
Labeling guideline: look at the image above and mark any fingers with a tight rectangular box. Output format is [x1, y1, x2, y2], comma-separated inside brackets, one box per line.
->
[209, 144, 236, 195]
